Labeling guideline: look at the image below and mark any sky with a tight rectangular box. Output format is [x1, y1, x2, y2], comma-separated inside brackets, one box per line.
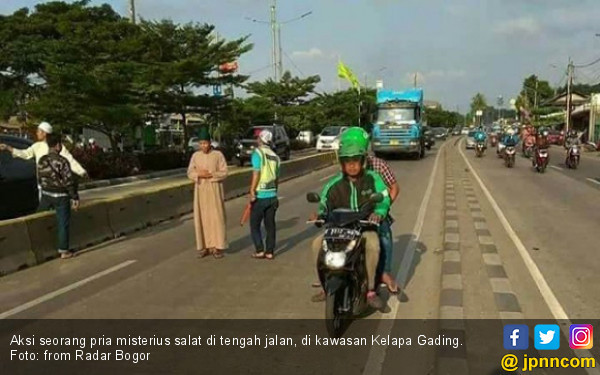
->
[2, 0, 600, 112]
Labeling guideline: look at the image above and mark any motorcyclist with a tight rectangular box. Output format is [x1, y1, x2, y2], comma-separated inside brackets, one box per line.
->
[341, 127, 400, 294]
[532, 129, 550, 168]
[501, 128, 519, 148]
[474, 125, 487, 148]
[309, 135, 391, 310]
[564, 129, 581, 163]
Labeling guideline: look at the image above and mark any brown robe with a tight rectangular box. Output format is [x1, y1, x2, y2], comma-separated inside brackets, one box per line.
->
[187, 150, 228, 251]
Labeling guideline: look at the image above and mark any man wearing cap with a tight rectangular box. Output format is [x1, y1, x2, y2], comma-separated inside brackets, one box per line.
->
[249, 129, 281, 260]
[187, 127, 229, 259]
[0, 122, 87, 178]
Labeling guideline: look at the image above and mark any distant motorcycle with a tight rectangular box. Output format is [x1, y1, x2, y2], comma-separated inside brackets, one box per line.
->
[533, 147, 549, 173]
[475, 142, 486, 158]
[504, 146, 516, 168]
[490, 134, 498, 147]
[566, 145, 580, 169]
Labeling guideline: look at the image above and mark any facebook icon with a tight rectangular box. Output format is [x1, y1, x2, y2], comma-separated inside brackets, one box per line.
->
[504, 325, 529, 350]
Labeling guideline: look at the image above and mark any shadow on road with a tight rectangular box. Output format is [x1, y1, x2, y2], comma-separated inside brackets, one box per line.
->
[227, 216, 301, 254]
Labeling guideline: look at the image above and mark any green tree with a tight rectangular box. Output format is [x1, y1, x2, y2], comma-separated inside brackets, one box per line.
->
[470, 93, 487, 114]
[520, 75, 554, 109]
[139, 20, 251, 145]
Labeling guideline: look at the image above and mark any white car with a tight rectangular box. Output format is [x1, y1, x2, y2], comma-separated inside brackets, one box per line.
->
[465, 131, 477, 149]
[296, 130, 314, 145]
[461, 127, 471, 135]
[316, 126, 347, 152]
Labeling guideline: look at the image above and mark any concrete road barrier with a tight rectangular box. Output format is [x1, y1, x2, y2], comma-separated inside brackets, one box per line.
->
[70, 203, 114, 250]
[24, 211, 60, 264]
[0, 152, 336, 276]
[0, 217, 36, 275]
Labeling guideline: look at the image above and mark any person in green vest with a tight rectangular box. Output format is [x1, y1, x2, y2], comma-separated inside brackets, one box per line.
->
[249, 129, 281, 260]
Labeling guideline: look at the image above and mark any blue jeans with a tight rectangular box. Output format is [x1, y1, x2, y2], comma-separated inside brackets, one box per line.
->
[250, 197, 278, 254]
[38, 195, 71, 253]
[377, 216, 393, 275]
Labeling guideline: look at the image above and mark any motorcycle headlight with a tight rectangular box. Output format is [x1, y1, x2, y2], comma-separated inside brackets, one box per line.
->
[324, 251, 346, 270]
[237, 144, 243, 149]
[410, 141, 418, 146]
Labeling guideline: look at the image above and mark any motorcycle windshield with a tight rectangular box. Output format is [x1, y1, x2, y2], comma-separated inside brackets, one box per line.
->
[326, 209, 369, 227]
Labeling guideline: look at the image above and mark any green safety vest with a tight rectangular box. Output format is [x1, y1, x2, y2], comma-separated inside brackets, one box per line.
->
[256, 147, 280, 194]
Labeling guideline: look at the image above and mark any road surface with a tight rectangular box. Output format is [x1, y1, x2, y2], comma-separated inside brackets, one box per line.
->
[2, 139, 598, 374]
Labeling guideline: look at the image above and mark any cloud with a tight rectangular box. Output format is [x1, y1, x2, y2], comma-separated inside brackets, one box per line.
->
[493, 17, 541, 36]
[292, 48, 324, 59]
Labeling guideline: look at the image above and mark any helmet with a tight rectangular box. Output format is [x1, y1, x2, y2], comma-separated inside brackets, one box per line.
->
[38, 122, 53, 134]
[542, 130, 549, 137]
[339, 127, 369, 151]
[258, 129, 273, 144]
[568, 129, 577, 137]
[507, 128, 515, 136]
[338, 127, 368, 159]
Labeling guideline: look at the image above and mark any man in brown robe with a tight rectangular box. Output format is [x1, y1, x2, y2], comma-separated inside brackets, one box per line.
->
[187, 128, 228, 258]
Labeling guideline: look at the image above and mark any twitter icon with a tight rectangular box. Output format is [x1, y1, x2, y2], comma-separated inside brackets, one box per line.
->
[535, 324, 560, 350]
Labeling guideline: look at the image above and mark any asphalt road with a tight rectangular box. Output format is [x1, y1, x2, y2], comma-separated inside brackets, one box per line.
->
[2, 139, 599, 374]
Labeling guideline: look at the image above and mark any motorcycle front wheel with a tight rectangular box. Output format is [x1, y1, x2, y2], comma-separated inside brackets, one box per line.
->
[325, 290, 347, 338]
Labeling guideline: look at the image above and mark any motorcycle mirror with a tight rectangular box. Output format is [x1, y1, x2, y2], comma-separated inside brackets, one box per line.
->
[369, 193, 384, 204]
[306, 192, 320, 203]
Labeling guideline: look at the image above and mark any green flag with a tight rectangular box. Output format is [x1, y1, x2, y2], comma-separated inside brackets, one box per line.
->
[337, 61, 360, 90]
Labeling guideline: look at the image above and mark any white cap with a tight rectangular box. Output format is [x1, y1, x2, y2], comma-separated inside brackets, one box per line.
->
[259, 129, 273, 144]
[89, 138, 96, 144]
[38, 122, 53, 134]
[507, 128, 515, 135]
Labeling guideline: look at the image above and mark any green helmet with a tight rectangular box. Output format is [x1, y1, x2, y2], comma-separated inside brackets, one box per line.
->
[338, 127, 369, 158]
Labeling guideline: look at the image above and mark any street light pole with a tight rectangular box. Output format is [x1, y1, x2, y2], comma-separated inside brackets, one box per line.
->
[566, 58, 574, 133]
[129, 0, 136, 24]
[270, 0, 278, 81]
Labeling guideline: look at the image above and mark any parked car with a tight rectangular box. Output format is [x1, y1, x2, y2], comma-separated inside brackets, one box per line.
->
[296, 130, 314, 145]
[466, 130, 477, 149]
[422, 126, 435, 150]
[547, 130, 565, 146]
[431, 127, 448, 140]
[235, 125, 291, 167]
[316, 126, 347, 152]
[452, 126, 462, 136]
[0, 135, 38, 220]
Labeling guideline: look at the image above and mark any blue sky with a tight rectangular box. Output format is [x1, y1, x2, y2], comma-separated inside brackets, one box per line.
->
[3, 0, 600, 112]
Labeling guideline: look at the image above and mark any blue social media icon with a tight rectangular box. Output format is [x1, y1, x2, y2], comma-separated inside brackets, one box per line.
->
[535, 324, 560, 350]
[504, 324, 529, 350]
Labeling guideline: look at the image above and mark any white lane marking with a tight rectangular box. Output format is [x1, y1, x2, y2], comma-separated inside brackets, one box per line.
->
[458, 140, 599, 375]
[362, 143, 445, 375]
[0, 260, 137, 319]
[550, 165, 563, 171]
[587, 178, 600, 186]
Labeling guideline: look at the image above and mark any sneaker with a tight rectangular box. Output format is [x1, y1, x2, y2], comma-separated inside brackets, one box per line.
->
[367, 291, 384, 310]
[311, 290, 326, 303]
[60, 252, 74, 259]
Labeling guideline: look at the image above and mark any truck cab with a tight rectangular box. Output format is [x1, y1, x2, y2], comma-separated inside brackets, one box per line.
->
[371, 89, 425, 159]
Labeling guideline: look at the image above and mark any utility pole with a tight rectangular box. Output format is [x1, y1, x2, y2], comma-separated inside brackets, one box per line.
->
[566, 58, 574, 132]
[270, 0, 278, 81]
[414, 73, 418, 88]
[129, 0, 136, 24]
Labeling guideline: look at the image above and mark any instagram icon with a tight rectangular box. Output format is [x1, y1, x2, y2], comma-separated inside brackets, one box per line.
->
[570, 325, 593, 349]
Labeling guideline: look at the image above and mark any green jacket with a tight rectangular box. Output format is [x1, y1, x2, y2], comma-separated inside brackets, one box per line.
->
[318, 170, 391, 218]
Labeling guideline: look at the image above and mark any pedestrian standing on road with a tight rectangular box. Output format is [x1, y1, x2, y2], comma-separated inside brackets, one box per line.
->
[187, 127, 229, 259]
[37, 134, 80, 259]
[0, 122, 87, 178]
[249, 130, 281, 260]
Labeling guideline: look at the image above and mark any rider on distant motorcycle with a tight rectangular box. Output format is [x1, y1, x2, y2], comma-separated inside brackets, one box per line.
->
[564, 129, 581, 163]
[474, 126, 487, 146]
[501, 128, 519, 148]
[532, 129, 550, 168]
[309, 133, 391, 309]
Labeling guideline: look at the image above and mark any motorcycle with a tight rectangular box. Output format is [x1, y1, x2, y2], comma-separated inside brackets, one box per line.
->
[504, 146, 516, 168]
[306, 192, 382, 338]
[497, 142, 506, 158]
[475, 142, 485, 158]
[523, 143, 534, 158]
[490, 134, 498, 147]
[533, 147, 549, 173]
[566, 145, 580, 169]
